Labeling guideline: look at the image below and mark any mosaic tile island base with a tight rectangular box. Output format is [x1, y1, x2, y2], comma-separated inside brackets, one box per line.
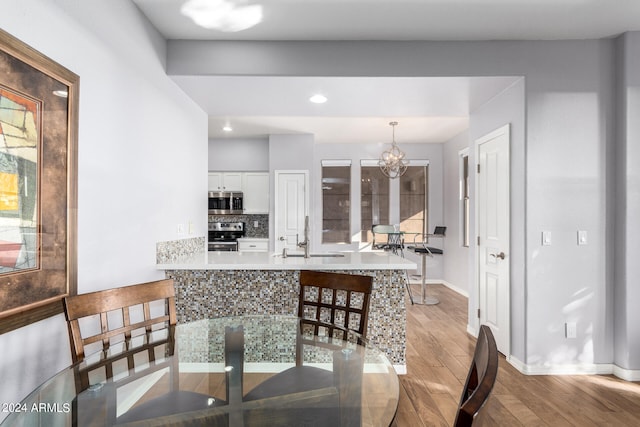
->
[157, 248, 416, 372]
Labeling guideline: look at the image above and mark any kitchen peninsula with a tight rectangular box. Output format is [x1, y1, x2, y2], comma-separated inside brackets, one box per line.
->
[157, 251, 416, 371]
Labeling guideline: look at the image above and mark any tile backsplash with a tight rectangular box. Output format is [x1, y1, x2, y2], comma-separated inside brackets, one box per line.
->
[156, 236, 205, 263]
[208, 214, 268, 238]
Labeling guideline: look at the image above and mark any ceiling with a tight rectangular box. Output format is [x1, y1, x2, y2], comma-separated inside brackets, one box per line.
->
[132, 0, 640, 144]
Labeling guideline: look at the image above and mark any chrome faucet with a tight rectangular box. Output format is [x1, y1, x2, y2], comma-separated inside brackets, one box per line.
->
[297, 215, 310, 258]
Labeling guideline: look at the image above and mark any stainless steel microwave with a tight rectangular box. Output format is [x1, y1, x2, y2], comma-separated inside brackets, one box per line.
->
[208, 191, 243, 214]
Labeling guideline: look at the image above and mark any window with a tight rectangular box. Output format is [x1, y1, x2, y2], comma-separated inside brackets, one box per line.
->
[460, 150, 470, 247]
[360, 166, 389, 243]
[400, 165, 428, 236]
[321, 161, 351, 244]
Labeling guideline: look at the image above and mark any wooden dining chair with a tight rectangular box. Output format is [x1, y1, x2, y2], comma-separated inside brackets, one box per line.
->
[454, 325, 499, 427]
[64, 278, 178, 362]
[244, 271, 374, 427]
[64, 279, 224, 425]
[298, 270, 373, 341]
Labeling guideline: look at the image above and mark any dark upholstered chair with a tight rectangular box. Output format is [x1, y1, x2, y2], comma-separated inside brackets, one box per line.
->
[454, 325, 499, 427]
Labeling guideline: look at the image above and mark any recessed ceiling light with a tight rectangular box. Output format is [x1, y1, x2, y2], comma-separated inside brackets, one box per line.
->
[309, 94, 327, 104]
[181, 0, 263, 33]
[223, 125, 233, 132]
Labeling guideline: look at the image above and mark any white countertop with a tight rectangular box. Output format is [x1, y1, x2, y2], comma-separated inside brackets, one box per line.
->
[157, 251, 416, 271]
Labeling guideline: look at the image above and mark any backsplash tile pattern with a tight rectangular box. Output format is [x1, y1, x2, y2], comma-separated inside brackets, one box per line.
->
[156, 236, 205, 263]
[208, 214, 268, 238]
[176, 316, 299, 364]
[176, 316, 371, 365]
[165, 268, 407, 367]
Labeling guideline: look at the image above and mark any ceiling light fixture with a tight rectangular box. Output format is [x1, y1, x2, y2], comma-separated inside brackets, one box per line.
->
[309, 94, 327, 104]
[223, 125, 233, 132]
[180, 0, 263, 33]
[379, 121, 409, 179]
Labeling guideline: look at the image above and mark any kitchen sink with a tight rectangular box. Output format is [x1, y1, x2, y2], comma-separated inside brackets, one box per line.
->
[275, 253, 345, 258]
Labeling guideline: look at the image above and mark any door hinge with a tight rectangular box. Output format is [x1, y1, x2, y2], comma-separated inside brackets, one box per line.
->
[477, 308, 481, 318]
[477, 236, 480, 246]
[477, 164, 480, 173]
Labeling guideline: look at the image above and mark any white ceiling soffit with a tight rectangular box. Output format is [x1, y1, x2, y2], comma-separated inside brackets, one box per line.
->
[208, 116, 470, 144]
[132, 0, 640, 42]
[173, 75, 519, 142]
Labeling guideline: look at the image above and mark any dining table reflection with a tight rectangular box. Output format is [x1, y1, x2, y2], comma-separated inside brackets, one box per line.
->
[1, 315, 399, 427]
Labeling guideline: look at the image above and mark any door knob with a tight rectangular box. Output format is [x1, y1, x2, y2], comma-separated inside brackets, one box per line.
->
[490, 252, 506, 260]
[279, 236, 286, 241]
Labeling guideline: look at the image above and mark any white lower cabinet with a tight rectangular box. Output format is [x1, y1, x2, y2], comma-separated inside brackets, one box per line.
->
[237, 238, 269, 252]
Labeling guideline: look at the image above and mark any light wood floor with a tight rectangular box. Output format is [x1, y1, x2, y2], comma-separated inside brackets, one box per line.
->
[393, 283, 640, 426]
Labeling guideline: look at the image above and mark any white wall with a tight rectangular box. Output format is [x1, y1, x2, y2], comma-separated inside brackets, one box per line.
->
[167, 39, 626, 373]
[467, 78, 527, 360]
[442, 130, 471, 295]
[0, 0, 208, 415]
[209, 137, 269, 171]
[614, 32, 640, 374]
[267, 134, 315, 250]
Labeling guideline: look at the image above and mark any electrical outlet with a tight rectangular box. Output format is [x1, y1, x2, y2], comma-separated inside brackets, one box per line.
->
[565, 322, 577, 339]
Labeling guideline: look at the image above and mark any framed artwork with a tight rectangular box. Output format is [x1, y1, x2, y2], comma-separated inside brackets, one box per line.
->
[0, 29, 78, 334]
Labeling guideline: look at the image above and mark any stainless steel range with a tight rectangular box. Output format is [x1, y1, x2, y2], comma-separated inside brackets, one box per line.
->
[208, 222, 245, 251]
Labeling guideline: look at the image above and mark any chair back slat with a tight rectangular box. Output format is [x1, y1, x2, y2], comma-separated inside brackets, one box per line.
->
[64, 279, 177, 362]
[298, 271, 373, 339]
[454, 325, 499, 427]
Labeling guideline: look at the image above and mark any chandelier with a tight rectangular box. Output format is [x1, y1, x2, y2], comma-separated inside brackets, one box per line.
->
[379, 121, 409, 179]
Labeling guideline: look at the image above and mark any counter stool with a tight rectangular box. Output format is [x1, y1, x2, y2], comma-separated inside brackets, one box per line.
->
[407, 228, 445, 305]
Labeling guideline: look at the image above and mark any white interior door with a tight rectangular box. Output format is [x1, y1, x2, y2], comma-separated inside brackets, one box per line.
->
[476, 124, 510, 356]
[275, 171, 308, 253]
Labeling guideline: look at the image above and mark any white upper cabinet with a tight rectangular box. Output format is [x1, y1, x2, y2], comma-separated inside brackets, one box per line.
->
[208, 171, 269, 213]
[208, 172, 243, 192]
[243, 172, 269, 214]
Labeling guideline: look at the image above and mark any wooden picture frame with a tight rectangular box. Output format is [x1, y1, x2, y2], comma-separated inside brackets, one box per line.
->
[0, 29, 78, 334]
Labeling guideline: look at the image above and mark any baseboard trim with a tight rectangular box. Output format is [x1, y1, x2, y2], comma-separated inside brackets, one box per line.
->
[394, 364, 407, 375]
[407, 277, 469, 298]
[466, 324, 477, 337]
[506, 355, 640, 380]
[407, 278, 640, 382]
[612, 365, 640, 381]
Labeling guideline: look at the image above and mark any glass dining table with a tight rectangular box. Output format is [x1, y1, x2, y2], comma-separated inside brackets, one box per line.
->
[1, 315, 399, 427]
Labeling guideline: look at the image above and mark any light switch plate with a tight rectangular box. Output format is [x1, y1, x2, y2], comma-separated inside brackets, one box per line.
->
[578, 230, 588, 245]
[542, 231, 552, 246]
[566, 322, 577, 339]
